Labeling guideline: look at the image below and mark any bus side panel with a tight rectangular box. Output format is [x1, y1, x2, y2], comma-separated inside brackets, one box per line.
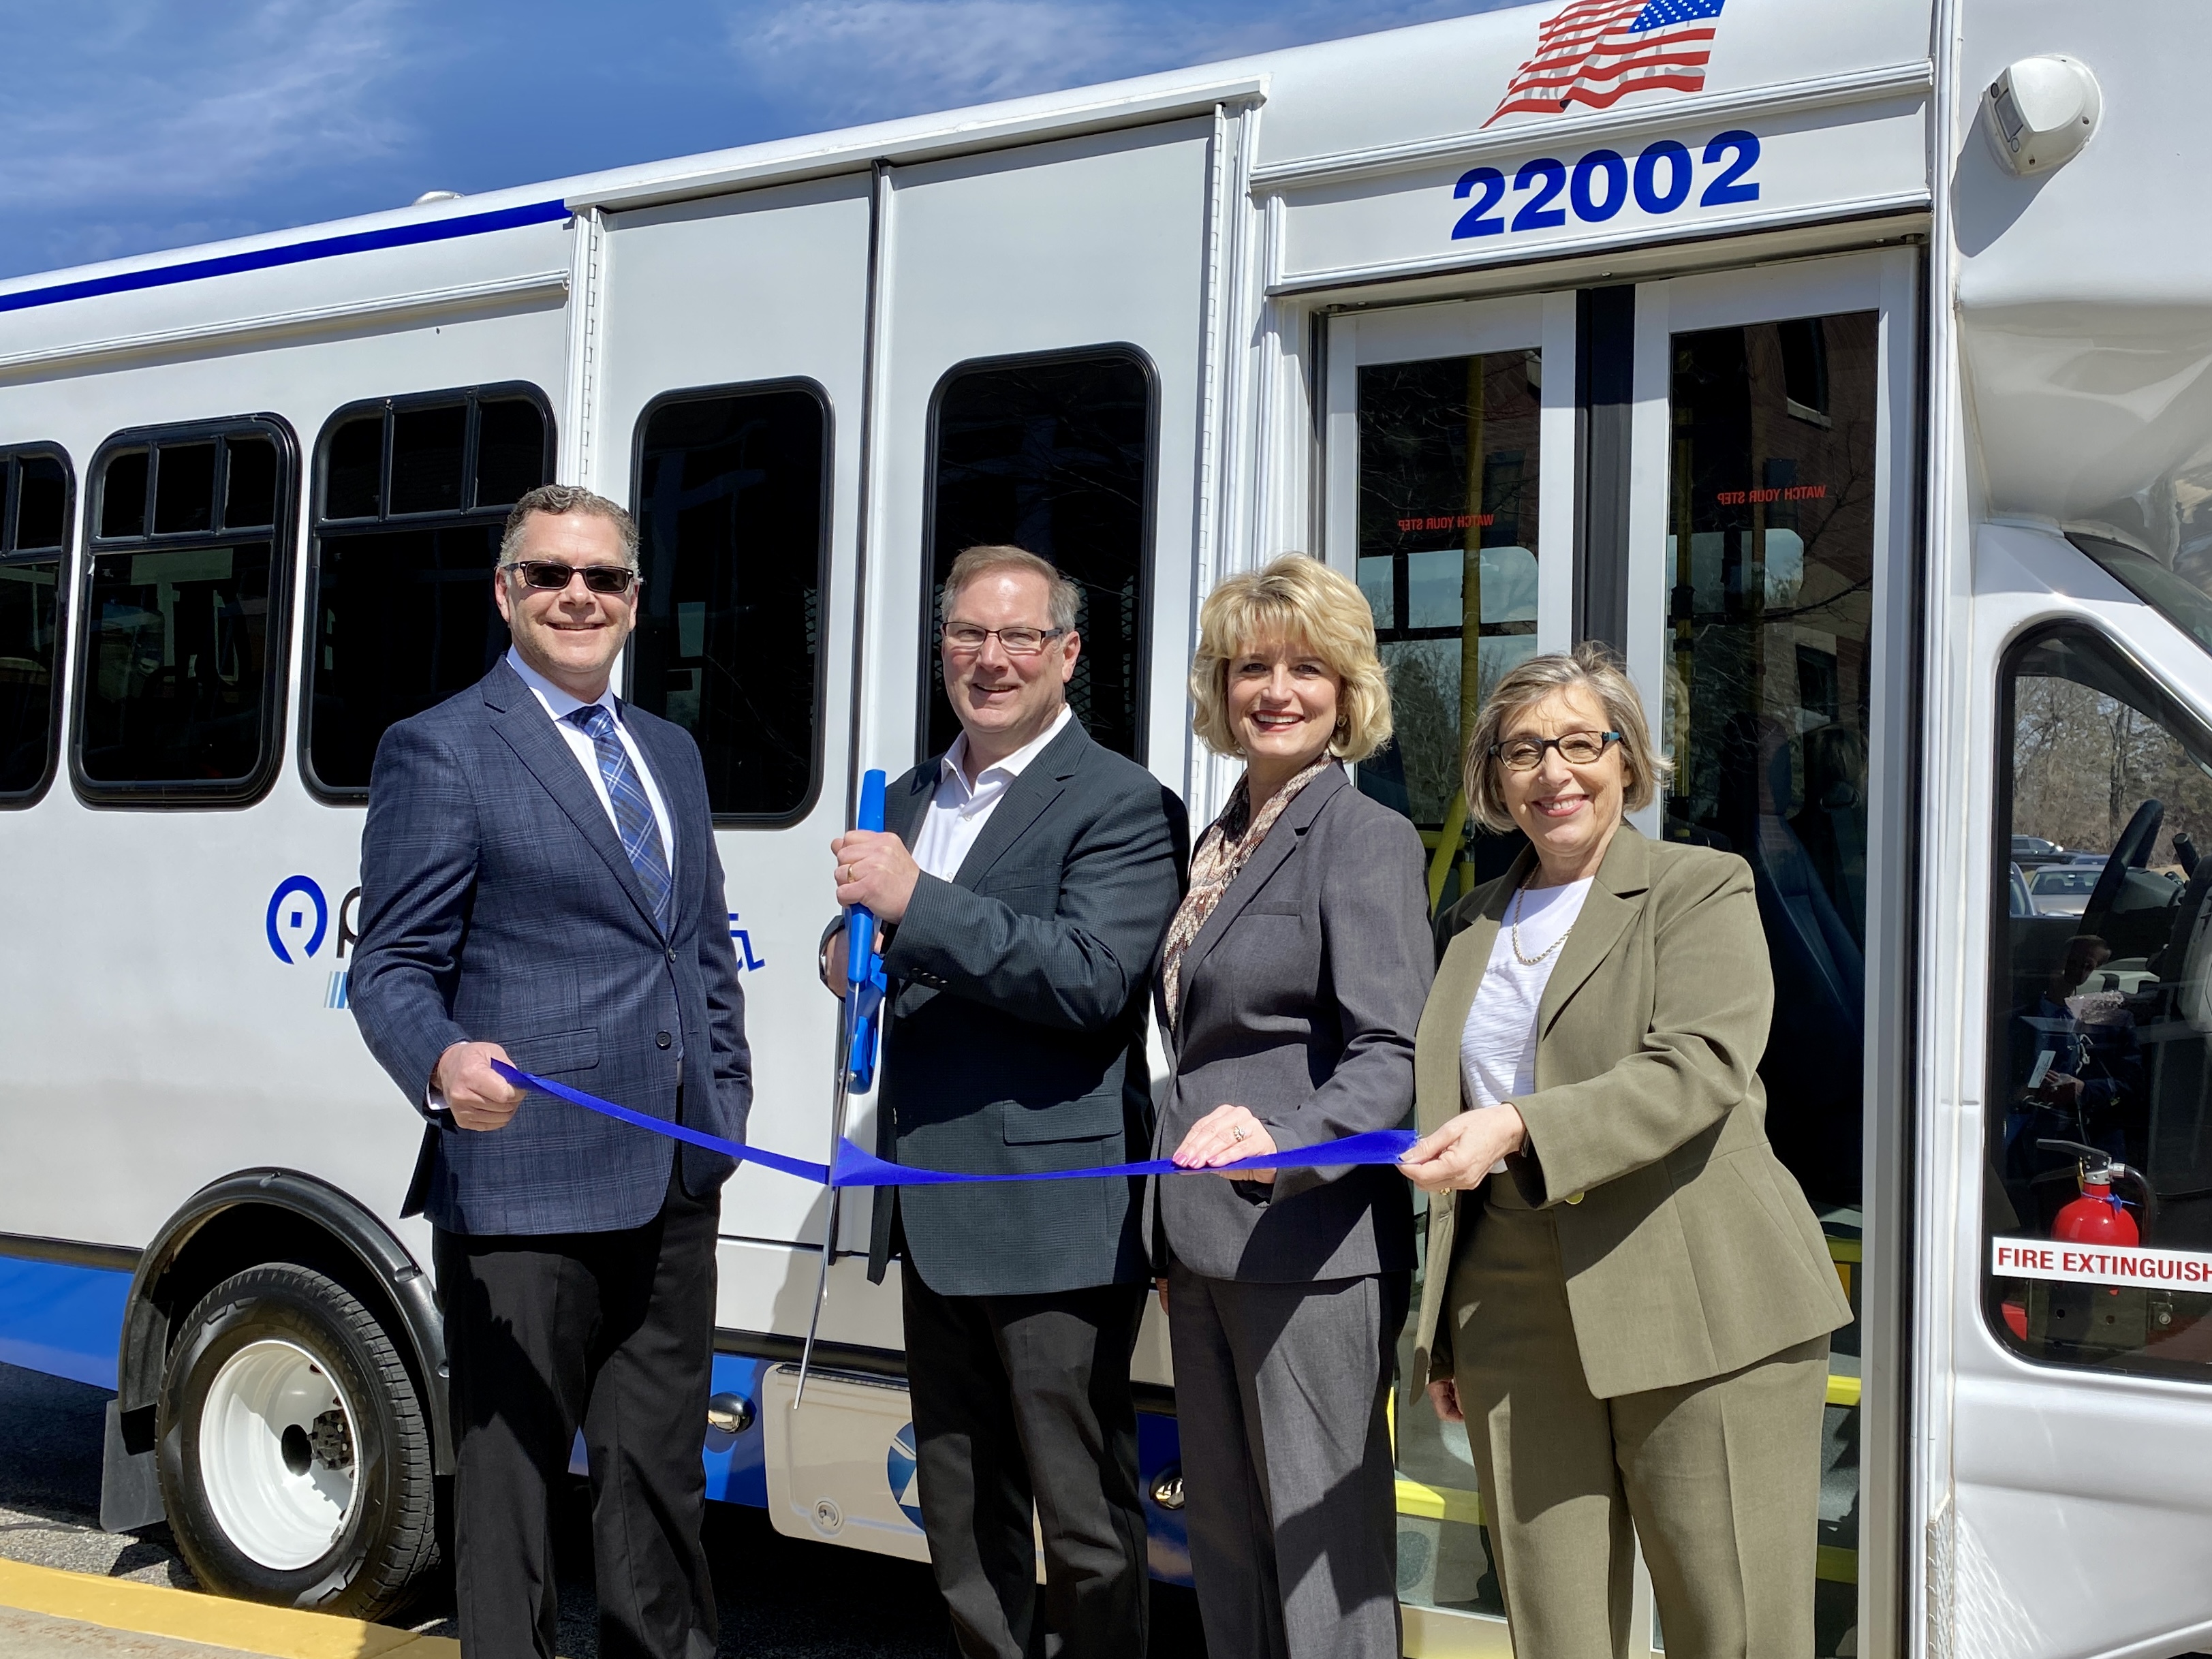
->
[0, 1257, 129, 1391]
[0, 289, 567, 1267]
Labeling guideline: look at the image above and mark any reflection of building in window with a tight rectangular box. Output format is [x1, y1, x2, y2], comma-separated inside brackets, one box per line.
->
[1662, 311, 1878, 1206]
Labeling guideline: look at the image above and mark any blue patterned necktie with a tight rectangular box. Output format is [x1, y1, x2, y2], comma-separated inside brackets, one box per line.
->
[566, 704, 674, 935]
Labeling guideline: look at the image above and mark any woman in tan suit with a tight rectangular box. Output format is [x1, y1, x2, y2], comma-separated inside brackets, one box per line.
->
[1400, 643, 1850, 1659]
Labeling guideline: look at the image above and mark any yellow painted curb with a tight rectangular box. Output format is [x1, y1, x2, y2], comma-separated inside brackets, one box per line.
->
[0, 1559, 459, 1659]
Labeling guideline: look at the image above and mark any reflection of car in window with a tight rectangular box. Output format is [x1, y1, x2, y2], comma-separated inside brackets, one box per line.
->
[2010, 863, 2037, 917]
[2024, 864, 2177, 918]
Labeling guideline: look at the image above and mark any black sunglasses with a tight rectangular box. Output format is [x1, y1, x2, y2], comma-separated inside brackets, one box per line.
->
[501, 559, 640, 595]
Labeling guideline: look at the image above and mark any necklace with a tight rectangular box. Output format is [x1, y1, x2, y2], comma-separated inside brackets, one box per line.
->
[1508, 878, 1572, 968]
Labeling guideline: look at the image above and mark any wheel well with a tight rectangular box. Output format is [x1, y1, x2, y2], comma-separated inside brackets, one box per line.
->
[115, 1175, 452, 1475]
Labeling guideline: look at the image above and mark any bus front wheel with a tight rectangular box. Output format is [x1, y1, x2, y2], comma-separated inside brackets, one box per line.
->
[156, 1263, 438, 1619]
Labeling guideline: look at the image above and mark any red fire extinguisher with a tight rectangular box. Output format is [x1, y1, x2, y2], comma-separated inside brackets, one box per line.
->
[2036, 1137, 2158, 1245]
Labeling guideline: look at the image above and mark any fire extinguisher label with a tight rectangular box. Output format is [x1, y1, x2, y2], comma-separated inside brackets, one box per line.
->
[1992, 1237, 2212, 1289]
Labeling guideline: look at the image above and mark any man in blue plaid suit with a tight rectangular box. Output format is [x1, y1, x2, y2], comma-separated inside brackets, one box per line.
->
[351, 484, 749, 1659]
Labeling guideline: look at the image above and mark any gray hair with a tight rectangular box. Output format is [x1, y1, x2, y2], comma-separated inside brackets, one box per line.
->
[1463, 642, 1672, 833]
[501, 483, 640, 569]
[941, 544, 1082, 634]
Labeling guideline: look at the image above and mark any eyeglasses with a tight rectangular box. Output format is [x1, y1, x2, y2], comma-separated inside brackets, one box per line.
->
[501, 560, 640, 595]
[1489, 730, 1622, 771]
[940, 623, 1066, 657]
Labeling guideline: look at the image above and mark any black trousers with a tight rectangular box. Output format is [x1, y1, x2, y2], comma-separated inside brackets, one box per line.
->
[434, 1166, 718, 1659]
[901, 1267, 1150, 1659]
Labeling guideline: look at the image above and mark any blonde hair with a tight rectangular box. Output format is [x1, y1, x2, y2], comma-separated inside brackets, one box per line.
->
[1189, 555, 1393, 763]
[941, 544, 1082, 633]
[1462, 642, 1670, 833]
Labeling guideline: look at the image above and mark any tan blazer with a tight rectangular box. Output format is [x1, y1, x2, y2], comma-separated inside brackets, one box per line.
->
[1411, 826, 1851, 1399]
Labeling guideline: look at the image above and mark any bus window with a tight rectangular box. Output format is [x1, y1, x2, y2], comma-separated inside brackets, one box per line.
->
[1664, 311, 1877, 1203]
[1987, 625, 2212, 1382]
[302, 387, 552, 799]
[1353, 350, 1543, 908]
[0, 447, 71, 804]
[923, 349, 1153, 763]
[75, 422, 293, 803]
[626, 383, 828, 822]
[1664, 309, 1877, 1654]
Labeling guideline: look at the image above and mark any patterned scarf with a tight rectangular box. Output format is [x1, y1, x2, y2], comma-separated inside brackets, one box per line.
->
[1161, 758, 1335, 1032]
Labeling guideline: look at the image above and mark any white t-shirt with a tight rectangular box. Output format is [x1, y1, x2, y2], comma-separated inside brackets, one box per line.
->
[1460, 876, 1594, 1171]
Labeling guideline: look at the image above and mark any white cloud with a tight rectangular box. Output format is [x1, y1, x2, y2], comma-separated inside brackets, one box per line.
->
[0, 0, 414, 217]
[725, 0, 1489, 126]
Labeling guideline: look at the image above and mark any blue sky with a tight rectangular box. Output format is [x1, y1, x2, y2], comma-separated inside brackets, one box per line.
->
[0, 0, 1518, 282]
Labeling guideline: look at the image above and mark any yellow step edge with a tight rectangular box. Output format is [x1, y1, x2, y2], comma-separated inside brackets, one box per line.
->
[1826, 1236, 1864, 1264]
[1817, 1544, 1859, 1583]
[0, 1559, 458, 1659]
[1827, 1373, 1863, 1408]
[1397, 1477, 1486, 1528]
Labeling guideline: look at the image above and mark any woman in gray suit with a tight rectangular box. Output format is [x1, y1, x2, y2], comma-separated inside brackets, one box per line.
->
[1153, 554, 1433, 1659]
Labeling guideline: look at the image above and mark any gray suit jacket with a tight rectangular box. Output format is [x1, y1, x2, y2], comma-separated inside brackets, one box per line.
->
[1148, 766, 1431, 1282]
[864, 719, 1187, 1298]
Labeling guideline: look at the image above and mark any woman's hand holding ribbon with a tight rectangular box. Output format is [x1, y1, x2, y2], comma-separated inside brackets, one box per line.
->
[1172, 1103, 1278, 1184]
[1399, 1103, 1527, 1192]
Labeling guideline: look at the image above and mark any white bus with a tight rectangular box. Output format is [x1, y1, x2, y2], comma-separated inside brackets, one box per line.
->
[4, 1, 2210, 1652]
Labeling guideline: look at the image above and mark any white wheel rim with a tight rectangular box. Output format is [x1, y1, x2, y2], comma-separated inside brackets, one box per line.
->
[197, 1339, 359, 1570]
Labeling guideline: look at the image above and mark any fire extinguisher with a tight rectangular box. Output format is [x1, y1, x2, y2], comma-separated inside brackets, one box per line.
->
[2036, 1137, 2158, 1245]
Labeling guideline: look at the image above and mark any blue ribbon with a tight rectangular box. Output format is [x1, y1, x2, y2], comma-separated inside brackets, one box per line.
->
[490, 1061, 1418, 1188]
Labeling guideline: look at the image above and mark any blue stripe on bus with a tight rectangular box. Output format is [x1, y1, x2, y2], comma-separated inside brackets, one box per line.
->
[0, 1256, 130, 1391]
[0, 199, 573, 316]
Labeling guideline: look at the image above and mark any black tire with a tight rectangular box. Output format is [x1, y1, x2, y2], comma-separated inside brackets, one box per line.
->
[156, 1263, 438, 1619]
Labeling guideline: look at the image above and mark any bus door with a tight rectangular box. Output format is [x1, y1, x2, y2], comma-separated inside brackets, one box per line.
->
[1623, 249, 1920, 1659]
[1324, 288, 1574, 1657]
[752, 115, 1219, 1557]
[592, 176, 872, 1299]
[1328, 247, 1920, 1659]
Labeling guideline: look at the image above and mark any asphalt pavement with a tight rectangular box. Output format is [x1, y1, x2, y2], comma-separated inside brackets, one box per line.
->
[0, 1361, 1209, 1658]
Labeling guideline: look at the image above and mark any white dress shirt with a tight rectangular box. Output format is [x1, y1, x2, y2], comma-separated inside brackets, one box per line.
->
[505, 647, 675, 874]
[910, 705, 1074, 881]
[1459, 875, 1593, 1172]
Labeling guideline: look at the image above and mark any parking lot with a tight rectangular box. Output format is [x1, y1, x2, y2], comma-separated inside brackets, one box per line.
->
[0, 1360, 1210, 1658]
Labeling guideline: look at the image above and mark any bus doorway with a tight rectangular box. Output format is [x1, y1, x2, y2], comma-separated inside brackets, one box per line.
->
[1325, 247, 1919, 1658]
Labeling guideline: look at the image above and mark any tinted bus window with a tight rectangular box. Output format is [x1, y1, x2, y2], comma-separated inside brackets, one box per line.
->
[1354, 350, 1544, 904]
[1988, 625, 2212, 1385]
[0, 448, 72, 803]
[1665, 309, 1878, 1654]
[75, 424, 292, 802]
[924, 350, 1153, 762]
[627, 384, 828, 821]
[304, 387, 551, 797]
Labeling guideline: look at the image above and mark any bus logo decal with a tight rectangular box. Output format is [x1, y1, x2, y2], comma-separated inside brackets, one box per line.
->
[266, 875, 330, 963]
[887, 1423, 922, 1528]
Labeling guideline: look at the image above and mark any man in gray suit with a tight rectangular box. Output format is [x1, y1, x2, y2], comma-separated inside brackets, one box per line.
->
[825, 544, 1184, 1659]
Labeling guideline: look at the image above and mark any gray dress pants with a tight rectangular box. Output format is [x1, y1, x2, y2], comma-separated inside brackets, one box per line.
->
[1166, 1264, 1410, 1659]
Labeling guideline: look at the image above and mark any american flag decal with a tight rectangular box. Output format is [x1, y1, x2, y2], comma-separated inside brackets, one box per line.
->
[1486, 0, 1726, 127]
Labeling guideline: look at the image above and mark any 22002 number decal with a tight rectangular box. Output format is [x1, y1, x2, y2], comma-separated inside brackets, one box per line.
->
[1451, 130, 1760, 241]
